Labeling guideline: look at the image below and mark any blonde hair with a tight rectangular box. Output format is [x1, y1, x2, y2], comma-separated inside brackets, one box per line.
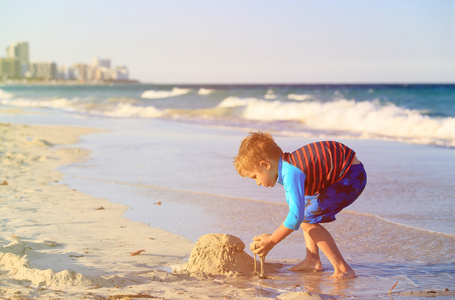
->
[234, 131, 283, 177]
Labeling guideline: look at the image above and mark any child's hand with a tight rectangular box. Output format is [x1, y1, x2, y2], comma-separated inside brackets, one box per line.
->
[252, 234, 276, 257]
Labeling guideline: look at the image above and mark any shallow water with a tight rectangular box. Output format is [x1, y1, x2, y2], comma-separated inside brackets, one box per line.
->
[53, 115, 455, 235]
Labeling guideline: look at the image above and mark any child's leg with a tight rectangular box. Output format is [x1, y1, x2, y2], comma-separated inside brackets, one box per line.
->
[289, 230, 323, 272]
[294, 164, 366, 278]
[300, 223, 356, 279]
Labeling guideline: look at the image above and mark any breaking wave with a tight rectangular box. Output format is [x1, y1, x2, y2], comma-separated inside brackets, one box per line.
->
[287, 93, 314, 101]
[216, 97, 455, 147]
[197, 88, 215, 95]
[141, 88, 191, 99]
[1, 93, 454, 147]
[0, 88, 15, 99]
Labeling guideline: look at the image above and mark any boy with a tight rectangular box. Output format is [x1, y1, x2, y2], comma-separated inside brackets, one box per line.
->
[234, 131, 367, 279]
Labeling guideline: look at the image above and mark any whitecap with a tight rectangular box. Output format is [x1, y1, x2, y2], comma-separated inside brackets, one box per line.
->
[101, 103, 163, 118]
[218, 97, 258, 108]
[287, 93, 313, 101]
[197, 88, 215, 95]
[141, 88, 191, 99]
[0, 88, 15, 99]
[217, 96, 455, 147]
[264, 89, 277, 100]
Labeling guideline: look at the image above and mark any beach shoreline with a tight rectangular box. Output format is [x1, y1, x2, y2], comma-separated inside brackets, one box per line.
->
[0, 123, 204, 299]
[0, 122, 323, 299]
[1, 121, 454, 299]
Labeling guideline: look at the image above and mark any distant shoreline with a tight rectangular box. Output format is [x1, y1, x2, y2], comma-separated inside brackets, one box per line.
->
[0, 79, 141, 86]
[1, 80, 454, 88]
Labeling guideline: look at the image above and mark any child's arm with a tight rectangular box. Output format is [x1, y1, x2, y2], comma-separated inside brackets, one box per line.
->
[281, 162, 306, 230]
[253, 223, 293, 256]
[253, 162, 307, 256]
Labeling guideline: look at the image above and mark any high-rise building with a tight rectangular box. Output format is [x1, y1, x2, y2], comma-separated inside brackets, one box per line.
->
[72, 63, 91, 81]
[113, 66, 129, 80]
[0, 57, 21, 79]
[92, 56, 111, 69]
[28, 62, 57, 80]
[57, 66, 77, 80]
[6, 42, 29, 77]
[6, 41, 29, 63]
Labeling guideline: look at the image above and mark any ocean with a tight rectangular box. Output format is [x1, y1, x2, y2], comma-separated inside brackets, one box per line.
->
[1, 83, 454, 298]
[1, 84, 455, 147]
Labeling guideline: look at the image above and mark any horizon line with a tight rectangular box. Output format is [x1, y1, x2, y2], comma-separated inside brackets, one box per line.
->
[2, 79, 455, 86]
[140, 81, 455, 86]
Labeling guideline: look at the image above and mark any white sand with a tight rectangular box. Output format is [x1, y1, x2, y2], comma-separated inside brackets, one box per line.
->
[0, 123, 287, 299]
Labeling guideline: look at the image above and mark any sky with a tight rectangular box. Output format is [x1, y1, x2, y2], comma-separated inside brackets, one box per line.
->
[1, 0, 454, 84]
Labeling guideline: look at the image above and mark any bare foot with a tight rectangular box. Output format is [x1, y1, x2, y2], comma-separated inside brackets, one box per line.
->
[330, 269, 357, 280]
[289, 258, 323, 272]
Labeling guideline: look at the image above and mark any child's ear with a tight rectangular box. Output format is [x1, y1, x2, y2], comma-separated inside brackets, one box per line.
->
[259, 160, 271, 169]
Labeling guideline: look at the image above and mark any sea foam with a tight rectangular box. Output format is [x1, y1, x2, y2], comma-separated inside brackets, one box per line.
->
[141, 88, 191, 99]
[197, 88, 215, 95]
[101, 103, 163, 118]
[287, 93, 314, 101]
[0, 88, 15, 99]
[217, 96, 455, 147]
[2, 92, 454, 147]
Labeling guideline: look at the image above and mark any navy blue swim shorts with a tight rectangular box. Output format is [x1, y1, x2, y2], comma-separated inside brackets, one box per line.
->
[303, 163, 367, 224]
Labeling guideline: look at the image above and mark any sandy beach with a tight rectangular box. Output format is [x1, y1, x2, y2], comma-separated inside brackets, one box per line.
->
[1, 121, 454, 300]
[0, 122, 260, 299]
[2, 121, 360, 300]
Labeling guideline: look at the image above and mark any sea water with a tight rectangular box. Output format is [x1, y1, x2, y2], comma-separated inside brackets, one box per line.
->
[1, 83, 455, 146]
[1, 84, 454, 298]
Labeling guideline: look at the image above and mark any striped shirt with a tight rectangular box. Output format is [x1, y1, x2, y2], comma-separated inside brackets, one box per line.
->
[282, 141, 356, 196]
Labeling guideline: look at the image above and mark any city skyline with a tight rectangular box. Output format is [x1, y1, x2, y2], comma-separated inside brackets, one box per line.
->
[1, 0, 454, 84]
[0, 40, 131, 82]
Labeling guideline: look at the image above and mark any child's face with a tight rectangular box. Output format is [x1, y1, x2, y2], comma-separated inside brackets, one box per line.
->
[245, 160, 278, 188]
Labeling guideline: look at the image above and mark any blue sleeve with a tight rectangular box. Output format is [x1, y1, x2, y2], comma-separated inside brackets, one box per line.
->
[281, 161, 306, 230]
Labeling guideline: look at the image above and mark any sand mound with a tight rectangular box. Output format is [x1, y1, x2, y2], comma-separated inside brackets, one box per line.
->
[0, 240, 93, 287]
[25, 137, 53, 147]
[175, 233, 258, 278]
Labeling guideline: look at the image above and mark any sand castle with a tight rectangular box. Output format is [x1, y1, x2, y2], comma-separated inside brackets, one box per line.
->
[175, 233, 253, 277]
[174, 233, 276, 279]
